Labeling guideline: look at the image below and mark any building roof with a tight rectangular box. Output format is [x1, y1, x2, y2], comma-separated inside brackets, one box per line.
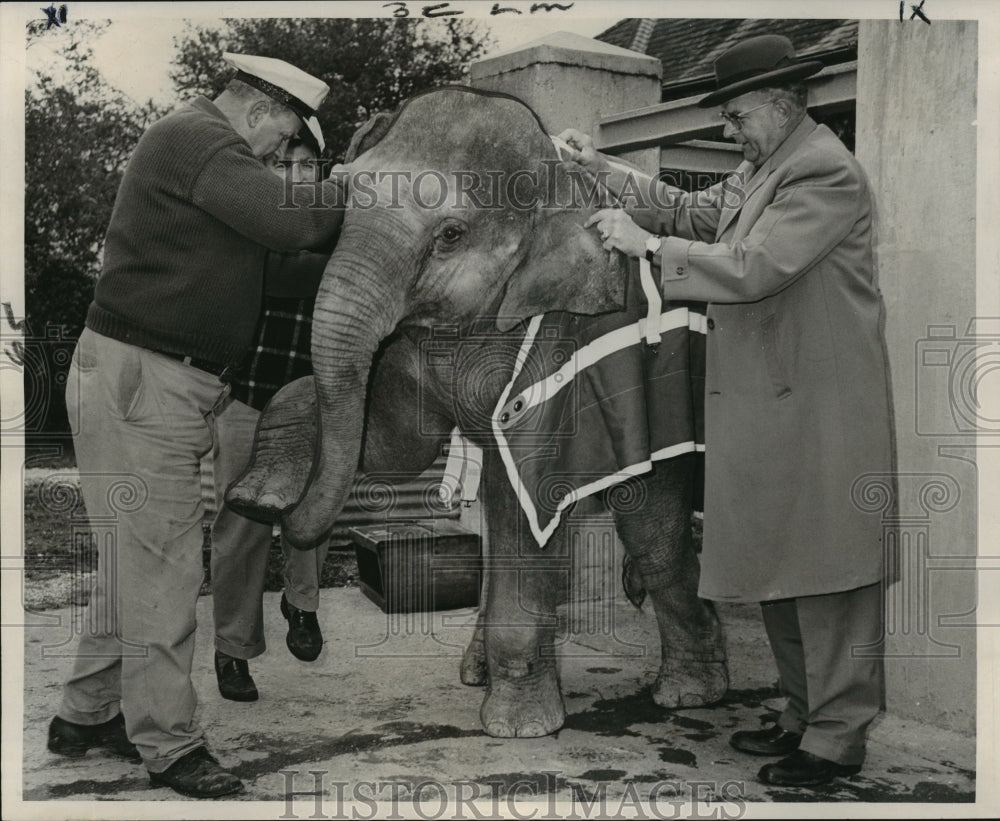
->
[597, 18, 858, 100]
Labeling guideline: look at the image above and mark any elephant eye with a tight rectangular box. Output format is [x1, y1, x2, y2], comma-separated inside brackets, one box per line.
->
[434, 219, 467, 250]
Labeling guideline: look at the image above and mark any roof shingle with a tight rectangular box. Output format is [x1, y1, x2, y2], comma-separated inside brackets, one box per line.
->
[597, 18, 858, 99]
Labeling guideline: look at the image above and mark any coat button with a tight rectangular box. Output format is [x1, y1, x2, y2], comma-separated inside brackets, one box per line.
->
[675, 266, 684, 276]
[707, 318, 715, 330]
[500, 412, 510, 423]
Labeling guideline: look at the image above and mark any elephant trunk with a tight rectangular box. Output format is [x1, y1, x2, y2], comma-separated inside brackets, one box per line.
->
[282, 220, 408, 547]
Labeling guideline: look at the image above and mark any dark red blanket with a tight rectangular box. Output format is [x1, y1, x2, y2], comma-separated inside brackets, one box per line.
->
[493, 269, 706, 546]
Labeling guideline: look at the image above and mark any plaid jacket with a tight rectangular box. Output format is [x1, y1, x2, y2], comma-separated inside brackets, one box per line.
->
[229, 251, 328, 411]
[229, 296, 315, 411]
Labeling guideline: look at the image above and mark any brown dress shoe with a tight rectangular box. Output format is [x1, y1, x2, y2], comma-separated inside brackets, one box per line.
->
[214, 651, 259, 702]
[758, 749, 862, 787]
[280, 594, 323, 662]
[148, 746, 244, 798]
[47, 713, 140, 761]
[730, 723, 803, 756]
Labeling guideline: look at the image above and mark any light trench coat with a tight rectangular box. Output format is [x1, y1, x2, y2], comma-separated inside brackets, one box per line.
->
[631, 116, 894, 602]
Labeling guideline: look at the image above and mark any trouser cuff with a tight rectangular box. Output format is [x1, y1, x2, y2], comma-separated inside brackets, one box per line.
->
[799, 734, 866, 767]
[284, 590, 320, 612]
[214, 637, 266, 660]
[57, 704, 120, 727]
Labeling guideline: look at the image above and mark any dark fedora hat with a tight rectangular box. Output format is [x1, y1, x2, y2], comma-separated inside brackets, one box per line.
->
[698, 34, 824, 108]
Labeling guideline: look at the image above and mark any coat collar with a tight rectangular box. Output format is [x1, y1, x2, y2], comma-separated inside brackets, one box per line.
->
[744, 114, 818, 196]
[190, 95, 229, 123]
[716, 115, 818, 238]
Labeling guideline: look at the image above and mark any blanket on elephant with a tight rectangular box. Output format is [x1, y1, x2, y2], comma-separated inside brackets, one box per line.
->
[493, 267, 707, 547]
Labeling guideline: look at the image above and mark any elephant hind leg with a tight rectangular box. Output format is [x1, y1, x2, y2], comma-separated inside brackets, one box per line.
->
[613, 454, 729, 709]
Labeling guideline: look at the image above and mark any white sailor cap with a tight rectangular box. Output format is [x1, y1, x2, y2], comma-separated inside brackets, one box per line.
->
[223, 52, 329, 125]
[301, 116, 325, 154]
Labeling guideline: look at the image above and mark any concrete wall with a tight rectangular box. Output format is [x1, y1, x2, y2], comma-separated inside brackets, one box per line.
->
[470, 32, 662, 175]
[855, 20, 978, 732]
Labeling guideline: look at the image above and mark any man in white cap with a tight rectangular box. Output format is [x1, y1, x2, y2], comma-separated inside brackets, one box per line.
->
[48, 52, 342, 798]
[561, 33, 894, 788]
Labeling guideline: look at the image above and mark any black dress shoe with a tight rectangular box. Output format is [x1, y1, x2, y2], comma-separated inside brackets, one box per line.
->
[730, 723, 803, 756]
[149, 746, 244, 798]
[758, 749, 862, 787]
[280, 593, 323, 662]
[214, 651, 259, 702]
[48, 713, 140, 760]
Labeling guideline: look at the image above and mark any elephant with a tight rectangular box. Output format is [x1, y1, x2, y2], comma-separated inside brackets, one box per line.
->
[227, 86, 729, 737]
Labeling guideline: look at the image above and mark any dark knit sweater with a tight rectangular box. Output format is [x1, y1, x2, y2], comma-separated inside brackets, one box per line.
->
[87, 97, 343, 366]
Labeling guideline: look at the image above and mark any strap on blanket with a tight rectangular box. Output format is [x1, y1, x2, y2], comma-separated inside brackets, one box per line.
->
[439, 427, 483, 507]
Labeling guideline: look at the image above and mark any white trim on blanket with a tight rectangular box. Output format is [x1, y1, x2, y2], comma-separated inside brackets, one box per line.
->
[493, 315, 549, 543]
[494, 308, 707, 547]
[502, 307, 706, 422]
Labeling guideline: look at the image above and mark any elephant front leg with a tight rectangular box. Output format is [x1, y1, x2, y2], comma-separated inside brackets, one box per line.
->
[459, 607, 487, 686]
[480, 563, 566, 737]
[614, 456, 729, 709]
[477, 460, 565, 737]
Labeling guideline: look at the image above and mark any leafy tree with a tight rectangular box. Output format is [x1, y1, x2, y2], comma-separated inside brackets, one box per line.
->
[22, 20, 157, 439]
[170, 17, 493, 161]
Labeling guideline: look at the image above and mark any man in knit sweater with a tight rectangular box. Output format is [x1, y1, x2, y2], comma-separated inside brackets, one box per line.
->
[47, 53, 343, 799]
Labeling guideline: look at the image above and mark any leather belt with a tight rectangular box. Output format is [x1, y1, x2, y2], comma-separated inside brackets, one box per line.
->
[155, 350, 236, 382]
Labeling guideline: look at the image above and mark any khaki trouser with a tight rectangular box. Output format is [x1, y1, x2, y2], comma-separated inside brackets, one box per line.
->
[762, 582, 885, 766]
[58, 329, 229, 772]
[210, 397, 329, 660]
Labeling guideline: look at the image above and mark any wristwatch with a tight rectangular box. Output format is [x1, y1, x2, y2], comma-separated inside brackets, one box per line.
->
[644, 234, 661, 262]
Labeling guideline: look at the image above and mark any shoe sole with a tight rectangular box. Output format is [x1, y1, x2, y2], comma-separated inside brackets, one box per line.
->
[729, 742, 801, 757]
[759, 771, 861, 787]
[149, 776, 245, 799]
[218, 689, 259, 702]
[285, 637, 322, 662]
[759, 765, 862, 787]
[48, 743, 88, 758]
[49, 741, 141, 761]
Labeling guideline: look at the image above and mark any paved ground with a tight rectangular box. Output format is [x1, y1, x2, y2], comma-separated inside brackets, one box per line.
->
[17, 587, 980, 817]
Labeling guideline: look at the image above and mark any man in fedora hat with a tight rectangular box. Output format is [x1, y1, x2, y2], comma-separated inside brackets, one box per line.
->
[47, 52, 344, 798]
[560, 33, 894, 787]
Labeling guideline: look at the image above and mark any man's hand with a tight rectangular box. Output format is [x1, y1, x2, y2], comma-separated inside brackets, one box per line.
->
[584, 208, 653, 258]
[556, 128, 609, 176]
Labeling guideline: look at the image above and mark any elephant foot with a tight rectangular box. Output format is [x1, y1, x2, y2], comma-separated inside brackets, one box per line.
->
[480, 670, 565, 737]
[652, 659, 729, 709]
[460, 633, 488, 687]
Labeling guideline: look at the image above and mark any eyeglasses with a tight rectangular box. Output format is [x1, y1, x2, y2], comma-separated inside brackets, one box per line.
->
[718, 100, 775, 131]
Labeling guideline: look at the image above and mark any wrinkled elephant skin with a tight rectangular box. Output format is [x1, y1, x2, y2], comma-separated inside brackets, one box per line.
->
[229, 88, 728, 737]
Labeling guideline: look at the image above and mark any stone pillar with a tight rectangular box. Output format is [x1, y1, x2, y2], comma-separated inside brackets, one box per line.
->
[469, 35, 662, 615]
[470, 31, 662, 174]
[855, 20, 978, 732]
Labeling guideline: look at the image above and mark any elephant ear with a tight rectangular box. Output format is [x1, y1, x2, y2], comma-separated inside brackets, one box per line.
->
[496, 160, 628, 331]
[344, 111, 395, 162]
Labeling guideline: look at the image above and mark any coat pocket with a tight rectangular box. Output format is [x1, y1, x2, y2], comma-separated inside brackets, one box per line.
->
[116, 347, 145, 421]
[760, 315, 791, 399]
